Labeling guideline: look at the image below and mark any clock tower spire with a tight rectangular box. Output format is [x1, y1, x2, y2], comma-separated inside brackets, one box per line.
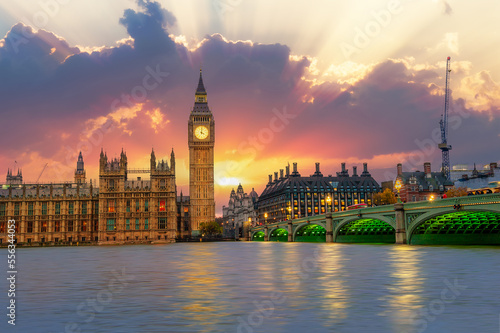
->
[188, 69, 215, 237]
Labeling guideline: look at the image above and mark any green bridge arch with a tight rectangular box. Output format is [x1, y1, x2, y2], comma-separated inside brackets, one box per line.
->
[334, 218, 395, 243]
[252, 231, 265, 241]
[269, 228, 288, 242]
[408, 210, 500, 245]
[294, 224, 326, 242]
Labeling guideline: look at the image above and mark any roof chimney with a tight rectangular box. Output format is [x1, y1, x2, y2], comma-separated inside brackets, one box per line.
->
[361, 163, 371, 177]
[268, 175, 272, 184]
[286, 164, 290, 177]
[424, 162, 431, 178]
[274, 172, 278, 182]
[397, 163, 403, 176]
[341, 163, 346, 173]
[280, 169, 284, 179]
[353, 166, 358, 176]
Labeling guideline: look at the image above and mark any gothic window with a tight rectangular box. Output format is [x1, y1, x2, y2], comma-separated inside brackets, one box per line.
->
[135, 219, 140, 230]
[107, 200, 115, 213]
[126, 219, 130, 230]
[159, 218, 167, 229]
[106, 219, 116, 231]
[69, 202, 74, 215]
[159, 200, 166, 212]
[42, 202, 47, 215]
[14, 203, 20, 216]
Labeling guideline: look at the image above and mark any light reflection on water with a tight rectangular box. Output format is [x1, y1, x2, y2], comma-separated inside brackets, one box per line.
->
[0, 243, 499, 333]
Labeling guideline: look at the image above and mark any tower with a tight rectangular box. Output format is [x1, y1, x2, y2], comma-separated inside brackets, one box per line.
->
[188, 69, 215, 236]
[74, 151, 86, 184]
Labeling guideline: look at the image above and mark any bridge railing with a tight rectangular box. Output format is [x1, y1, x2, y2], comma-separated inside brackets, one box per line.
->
[250, 193, 500, 233]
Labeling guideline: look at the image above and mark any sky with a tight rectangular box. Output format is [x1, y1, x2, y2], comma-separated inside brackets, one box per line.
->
[1, 0, 499, 215]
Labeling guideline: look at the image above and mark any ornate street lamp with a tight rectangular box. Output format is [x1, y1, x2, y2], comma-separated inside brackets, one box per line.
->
[287, 206, 291, 220]
[264, 212, 268, 224]
[326, 196, 332, 212]
[394, 178, 403, 203]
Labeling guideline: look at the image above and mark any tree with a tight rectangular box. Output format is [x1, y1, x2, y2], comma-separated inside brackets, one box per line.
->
[373, 188, 397, 206]
[199, 221, 223, 238]
[445, 187, 468, 198]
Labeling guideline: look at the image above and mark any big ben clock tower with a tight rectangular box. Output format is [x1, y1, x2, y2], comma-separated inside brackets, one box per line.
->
[188, 69, 215, 236]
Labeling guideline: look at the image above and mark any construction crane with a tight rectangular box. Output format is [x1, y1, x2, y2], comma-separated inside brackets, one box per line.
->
[438, 56, 452, 180]
[36, 163, 48, 184]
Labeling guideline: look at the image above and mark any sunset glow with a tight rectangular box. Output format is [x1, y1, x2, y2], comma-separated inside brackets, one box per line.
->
[1, 0, 499, 215]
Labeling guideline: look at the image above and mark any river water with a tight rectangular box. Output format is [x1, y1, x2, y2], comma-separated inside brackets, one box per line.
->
[1, 242, 500, 333]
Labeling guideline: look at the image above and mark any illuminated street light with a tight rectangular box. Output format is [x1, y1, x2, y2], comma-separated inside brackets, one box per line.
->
[326, 196, 332, 212]
[394, 178, 403, 203]
[429, 194, 435, 202]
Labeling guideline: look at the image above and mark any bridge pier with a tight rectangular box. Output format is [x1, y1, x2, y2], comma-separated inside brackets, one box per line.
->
[264, 226, 269, 241]
[394, 203, 407, 244]
[242, 220, 250, 241]
[325, 212, 333, 243]
[288, 221, 293, 242]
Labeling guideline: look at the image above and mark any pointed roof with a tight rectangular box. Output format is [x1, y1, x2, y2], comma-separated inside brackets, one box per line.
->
[196, 69, 207, 95]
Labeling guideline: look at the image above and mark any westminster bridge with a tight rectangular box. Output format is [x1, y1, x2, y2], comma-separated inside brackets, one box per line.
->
[249, 193, 500, 245]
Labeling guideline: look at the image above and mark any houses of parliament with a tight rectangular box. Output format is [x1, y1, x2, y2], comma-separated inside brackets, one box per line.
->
[0, 71, 215, 246]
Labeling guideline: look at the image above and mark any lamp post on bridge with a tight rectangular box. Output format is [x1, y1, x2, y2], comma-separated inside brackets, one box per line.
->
[394, 178, 403, 203]
[326, 195, 332, 213]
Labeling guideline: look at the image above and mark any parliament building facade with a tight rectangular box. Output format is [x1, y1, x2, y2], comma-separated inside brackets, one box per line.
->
[0, 71, 215, 246]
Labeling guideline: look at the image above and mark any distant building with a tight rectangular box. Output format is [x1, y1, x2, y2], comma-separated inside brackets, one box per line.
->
[395, 162, 454, 202]
[256, 162, 381, 224]
[6, 168, 22, 185]
[381, 180, 394, 191]
[0, 155, 98, 246]
[222, 184, 258, 239]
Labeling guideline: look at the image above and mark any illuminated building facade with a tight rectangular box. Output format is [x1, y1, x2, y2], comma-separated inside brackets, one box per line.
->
[222, 184, 258, 239]
[256, 162, 380, 223]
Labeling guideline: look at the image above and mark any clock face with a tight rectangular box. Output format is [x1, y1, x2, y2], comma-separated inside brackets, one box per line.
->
[194, 125, 209, 140]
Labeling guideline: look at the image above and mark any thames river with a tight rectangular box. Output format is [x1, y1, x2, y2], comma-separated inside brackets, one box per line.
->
[1, 242, 500, 333]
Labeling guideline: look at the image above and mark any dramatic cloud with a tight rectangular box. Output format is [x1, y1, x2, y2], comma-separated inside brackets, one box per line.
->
[0, 0, 499, 213]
